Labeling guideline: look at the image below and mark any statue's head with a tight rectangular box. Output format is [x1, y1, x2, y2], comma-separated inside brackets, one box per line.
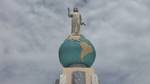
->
[73, 8, 78, 12]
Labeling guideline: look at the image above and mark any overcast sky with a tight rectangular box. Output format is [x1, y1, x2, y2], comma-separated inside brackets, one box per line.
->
[0, 0, 150, 84]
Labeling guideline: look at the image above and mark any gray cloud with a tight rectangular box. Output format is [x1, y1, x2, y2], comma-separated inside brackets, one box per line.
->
[0, 0, 150, 84]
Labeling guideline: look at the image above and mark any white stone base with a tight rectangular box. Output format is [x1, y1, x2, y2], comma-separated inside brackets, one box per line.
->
[58, 67, 100, 84]
[67, 35, 80, 41]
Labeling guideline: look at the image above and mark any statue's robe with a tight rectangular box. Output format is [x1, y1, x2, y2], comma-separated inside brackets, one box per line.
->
[69, 12, 81, 35]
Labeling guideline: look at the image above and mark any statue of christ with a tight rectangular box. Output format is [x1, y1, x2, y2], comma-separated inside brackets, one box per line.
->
[68, 8, 85, 36]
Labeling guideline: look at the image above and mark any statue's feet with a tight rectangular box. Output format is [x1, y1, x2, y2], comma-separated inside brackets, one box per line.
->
[72, 33, 80, 36]
[67, 34, 80, 41]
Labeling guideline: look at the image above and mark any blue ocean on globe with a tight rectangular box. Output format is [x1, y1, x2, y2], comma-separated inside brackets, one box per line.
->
[59, 35, 96, 67]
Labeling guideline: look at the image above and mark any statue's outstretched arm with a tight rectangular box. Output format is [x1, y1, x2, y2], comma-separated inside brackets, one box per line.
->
[80, 15, 82, 24]
[68, 8, 73, 17]
[80, 15, 86, 26]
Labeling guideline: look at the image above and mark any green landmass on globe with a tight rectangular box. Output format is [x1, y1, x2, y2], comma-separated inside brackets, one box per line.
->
[59, 35, 96, 67]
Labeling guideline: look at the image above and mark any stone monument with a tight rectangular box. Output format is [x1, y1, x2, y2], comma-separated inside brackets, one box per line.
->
[55, 8, 100, 84]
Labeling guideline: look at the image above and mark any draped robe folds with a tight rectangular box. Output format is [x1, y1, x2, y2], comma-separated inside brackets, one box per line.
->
[69, 12, 81, 35]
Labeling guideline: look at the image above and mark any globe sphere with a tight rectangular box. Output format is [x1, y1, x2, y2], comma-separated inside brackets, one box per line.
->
[59, 35, 96, 67]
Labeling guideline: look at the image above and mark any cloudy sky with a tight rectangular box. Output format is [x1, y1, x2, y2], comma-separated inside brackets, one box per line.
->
[0, 0, 150, 84]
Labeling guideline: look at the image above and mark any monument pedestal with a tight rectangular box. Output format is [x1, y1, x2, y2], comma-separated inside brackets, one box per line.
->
[58, 67, 100, 84]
